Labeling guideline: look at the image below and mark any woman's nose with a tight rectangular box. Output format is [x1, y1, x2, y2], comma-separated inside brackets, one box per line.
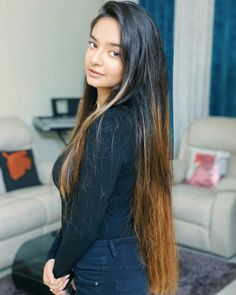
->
[91, 50, 103, 66]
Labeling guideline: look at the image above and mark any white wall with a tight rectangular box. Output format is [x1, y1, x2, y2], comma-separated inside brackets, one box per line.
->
[0, 0, 103, 162]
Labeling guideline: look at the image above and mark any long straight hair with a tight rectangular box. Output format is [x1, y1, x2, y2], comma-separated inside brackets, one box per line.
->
[58, 1, 179, 294]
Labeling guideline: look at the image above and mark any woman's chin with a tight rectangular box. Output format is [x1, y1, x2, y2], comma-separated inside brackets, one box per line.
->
[86, 77, 99, 87]
[86, 80, 108, 89]
[86, 79, 97, 87]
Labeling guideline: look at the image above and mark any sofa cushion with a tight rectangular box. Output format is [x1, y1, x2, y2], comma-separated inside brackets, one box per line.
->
[0, 117, 32, 150]
[216, 177, 236, 192]
[0, 149, 41, 192]
[185, 147, 230, 188]
[172, 184, 215, 228]
[10, 184, 61, 224]
[172, 159, 188, 184]
[0, 185, 61, 241]
[0, 197, 46, 241]
[186, 117, 236, 154]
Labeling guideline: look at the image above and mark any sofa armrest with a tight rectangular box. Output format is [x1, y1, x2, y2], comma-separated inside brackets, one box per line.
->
[210, 191, 236, 257]
[216, 177, 236, 192]
[172, 159, 188, 184]
[37, 161, 54, 185]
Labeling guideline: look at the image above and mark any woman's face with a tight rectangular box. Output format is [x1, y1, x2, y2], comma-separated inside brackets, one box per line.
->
[85, 17, 124, 96]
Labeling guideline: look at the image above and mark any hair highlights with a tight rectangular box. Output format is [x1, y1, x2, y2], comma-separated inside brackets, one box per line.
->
[58, 1, 179, 294]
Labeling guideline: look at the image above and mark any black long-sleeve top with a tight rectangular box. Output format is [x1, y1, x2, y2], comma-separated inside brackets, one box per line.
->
[46, 104, 137, 278]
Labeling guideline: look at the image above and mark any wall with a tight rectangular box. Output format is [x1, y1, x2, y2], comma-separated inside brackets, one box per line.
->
[0, 0, 103, 162]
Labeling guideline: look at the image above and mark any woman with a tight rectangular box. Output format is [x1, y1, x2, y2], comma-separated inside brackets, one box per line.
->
[43, 1, 179, 294]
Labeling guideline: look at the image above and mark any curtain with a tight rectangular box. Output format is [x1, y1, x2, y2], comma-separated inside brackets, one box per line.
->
[173, 0, 215, 157]
[209, 0, 236, 117]
[139, 0, 175, 154]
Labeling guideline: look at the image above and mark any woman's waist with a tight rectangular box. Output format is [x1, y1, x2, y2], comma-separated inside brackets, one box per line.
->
[75, 234, 144, 271]
[95, 235, 138, 246]
[79, 235, 139, 259]
[96, 218, 135, 240]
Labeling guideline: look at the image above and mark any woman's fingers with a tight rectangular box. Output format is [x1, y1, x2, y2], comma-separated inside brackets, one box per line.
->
[48, 275, 70, 292]
[43, 259, 56, 287]
[43, 260, 71, 294]
[45, 274, 58, 288]
[51, 277, 70, 293]
[47, 275, 57, 287]
[51, 291, 66, 295]
[50, 289, 67, 295]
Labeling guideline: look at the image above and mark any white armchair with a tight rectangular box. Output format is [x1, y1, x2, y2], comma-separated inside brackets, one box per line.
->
[172, 117, 236, 258]
[0, 117, 61, 275]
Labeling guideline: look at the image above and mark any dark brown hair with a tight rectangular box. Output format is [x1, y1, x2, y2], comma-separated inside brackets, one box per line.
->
[58, 1, 179, 294]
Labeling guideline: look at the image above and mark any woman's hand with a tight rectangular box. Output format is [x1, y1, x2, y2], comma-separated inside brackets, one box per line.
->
[43, 259, 70, 294]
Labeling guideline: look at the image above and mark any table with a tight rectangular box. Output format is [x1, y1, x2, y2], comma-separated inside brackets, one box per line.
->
[12, 231, 75, 295]
[33, 116, 76, 145]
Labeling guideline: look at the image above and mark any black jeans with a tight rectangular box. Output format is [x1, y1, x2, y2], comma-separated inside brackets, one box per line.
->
[72, 235, 149, 295]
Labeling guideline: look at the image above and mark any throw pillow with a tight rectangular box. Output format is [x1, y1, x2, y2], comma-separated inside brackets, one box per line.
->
[185, 148, 230, 188]
[0, 149, 41, 192]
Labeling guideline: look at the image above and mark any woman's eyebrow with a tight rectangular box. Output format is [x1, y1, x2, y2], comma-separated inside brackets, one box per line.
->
[90, 34, 121, 47]
[109, 42, 121, 48]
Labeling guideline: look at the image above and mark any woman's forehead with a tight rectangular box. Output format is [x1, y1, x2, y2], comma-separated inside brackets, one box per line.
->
[91, 17, 121, 45]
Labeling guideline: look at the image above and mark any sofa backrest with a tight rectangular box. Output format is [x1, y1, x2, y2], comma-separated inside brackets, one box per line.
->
[0, 117, 32, 150]
[178, 116, 236, 177]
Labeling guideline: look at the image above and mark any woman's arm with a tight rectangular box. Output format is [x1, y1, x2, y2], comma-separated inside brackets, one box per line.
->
[45, 228, 63, 261]
[46, 199, 66, 262]
[52, 110, 131, 278]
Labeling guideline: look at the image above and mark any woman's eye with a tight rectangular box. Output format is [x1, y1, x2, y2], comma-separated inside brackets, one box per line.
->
[88, 41, 97, 48]
[111, 51, 120, 57]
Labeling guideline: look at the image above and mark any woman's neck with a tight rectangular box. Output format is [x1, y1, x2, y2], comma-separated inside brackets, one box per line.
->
[96, 88, 111, 109]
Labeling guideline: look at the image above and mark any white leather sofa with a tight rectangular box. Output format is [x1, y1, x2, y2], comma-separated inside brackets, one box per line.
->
[0, 117, 61, 277]
[173, 117, 236, 258]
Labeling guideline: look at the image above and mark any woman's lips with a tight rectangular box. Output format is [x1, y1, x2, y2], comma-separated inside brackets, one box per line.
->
[88, 68, 104, 78]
